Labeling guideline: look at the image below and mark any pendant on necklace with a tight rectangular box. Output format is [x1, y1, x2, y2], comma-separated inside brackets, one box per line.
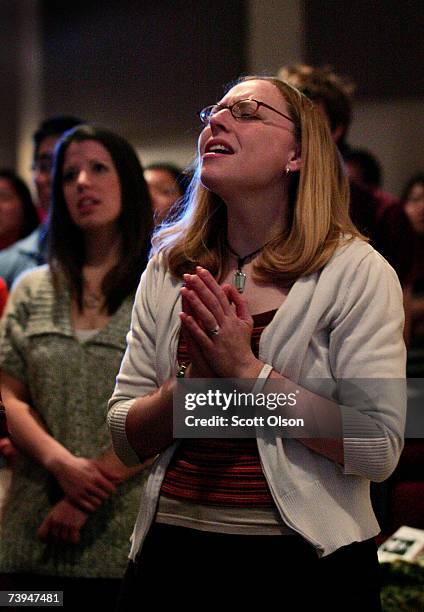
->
[83, 291, 102, 310]
[234, 270, 247, 293]
[228, 239, 275, 295]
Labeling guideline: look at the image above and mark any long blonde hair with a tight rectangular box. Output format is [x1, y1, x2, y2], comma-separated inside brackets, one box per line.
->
[152, 75, 363, 284]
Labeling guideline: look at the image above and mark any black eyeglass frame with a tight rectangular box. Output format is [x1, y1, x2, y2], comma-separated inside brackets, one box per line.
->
[198, 98, 294, 125]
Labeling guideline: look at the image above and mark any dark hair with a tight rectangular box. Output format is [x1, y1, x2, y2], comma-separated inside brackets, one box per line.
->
[0, 169, 39, 238]
[33, 116, 84, 159]
[49, 125, 153, 314]
[344, 148, 382, 189]
[401, 173, 424, 203]
[145, 162, 190, 195]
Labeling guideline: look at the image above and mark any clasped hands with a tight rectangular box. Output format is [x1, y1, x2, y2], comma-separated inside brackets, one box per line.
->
[38, 454, 122, 544]
[180, 266, 262, 379]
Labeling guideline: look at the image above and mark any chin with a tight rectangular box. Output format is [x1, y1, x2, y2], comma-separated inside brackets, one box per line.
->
[200, 169, 232, 198]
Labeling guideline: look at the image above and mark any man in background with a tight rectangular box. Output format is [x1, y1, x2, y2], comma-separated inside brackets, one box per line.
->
[0, 116, 83, 287]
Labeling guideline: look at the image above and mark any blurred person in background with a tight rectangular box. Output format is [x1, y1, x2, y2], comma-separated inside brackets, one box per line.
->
[279, 64, 414, 290]
[0, 168, 38, 469]
[0, 125, 153, 610]
[344, 148, 382, 191]
[0, 116, 83, 288]
[402, 173, 424, 376]
[144, 162, 187, 224]
[0, 170, 38, 251]
[345, 148, 398, 208]
[0, 118, 84, 473]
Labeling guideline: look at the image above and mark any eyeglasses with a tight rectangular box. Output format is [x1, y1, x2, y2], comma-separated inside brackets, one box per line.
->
[198, 99, 294, 125]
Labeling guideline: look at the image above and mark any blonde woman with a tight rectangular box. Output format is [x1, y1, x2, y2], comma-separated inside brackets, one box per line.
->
[109, 77, 405, 610]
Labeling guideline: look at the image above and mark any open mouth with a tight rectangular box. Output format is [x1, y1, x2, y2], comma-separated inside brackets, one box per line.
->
[205, 142, 234, 155]
[78, 197, 99, 211]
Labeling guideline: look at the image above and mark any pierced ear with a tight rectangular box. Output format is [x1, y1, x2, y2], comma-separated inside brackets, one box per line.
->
[286, 155, 302, 173]
[287, 160, 302, 173]
[285, 145, 302, 173]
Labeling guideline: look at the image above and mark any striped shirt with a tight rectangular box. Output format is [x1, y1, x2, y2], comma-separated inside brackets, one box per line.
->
[160, 310, 276, 507]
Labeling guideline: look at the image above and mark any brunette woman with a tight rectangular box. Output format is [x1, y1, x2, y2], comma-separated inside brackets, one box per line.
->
[0, 125, 153, 610]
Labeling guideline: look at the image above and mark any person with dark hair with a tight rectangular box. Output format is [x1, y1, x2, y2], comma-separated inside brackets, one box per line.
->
[0, 125, 153, 610]
[279, 64, 414, 290]
[108, 76, 405, 610]
[144, 162, 188, 223]
[402, 173, 424, 376]
[0, 116, 83, 288]
[344, 148, 382, 190]
[0, 170, 38, 250]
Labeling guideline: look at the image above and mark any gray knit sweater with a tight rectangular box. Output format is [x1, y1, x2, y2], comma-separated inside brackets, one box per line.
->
[0, 266, 143, 578]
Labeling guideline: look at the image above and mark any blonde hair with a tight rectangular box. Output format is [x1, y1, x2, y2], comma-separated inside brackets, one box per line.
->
[152, 76, 363, 284]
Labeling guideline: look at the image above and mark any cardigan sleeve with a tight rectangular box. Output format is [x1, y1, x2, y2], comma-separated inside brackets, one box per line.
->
[329, 249, 407, 482]
[107, 256, 161, 466]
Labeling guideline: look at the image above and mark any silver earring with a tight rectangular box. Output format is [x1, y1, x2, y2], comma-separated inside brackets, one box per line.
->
[285, 166, 290, 175]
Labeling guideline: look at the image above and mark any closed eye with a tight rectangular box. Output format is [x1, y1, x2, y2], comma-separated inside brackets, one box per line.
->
[239, 114, 261, 120]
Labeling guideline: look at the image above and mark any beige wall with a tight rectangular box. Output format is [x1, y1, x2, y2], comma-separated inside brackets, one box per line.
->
[247, 0, 304, 73]
[5, 1, 422, 196]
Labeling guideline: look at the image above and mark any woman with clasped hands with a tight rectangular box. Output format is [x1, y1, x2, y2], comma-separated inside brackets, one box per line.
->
[108, 77, 405, 610]
[0, 126, 153, 610]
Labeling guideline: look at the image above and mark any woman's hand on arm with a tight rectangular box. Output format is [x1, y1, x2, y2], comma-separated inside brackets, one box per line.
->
[37, 498, 88, 544]
[49, 455, 117, 512]
[265, 370, 344, 465]
[93, 447, 154, 482]
[1, 372, 117, 512]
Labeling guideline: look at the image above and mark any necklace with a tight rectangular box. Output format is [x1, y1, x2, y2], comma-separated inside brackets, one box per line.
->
[227, 240, 272, 293]
[82, 277, 104, 311]
[82, 290, 103, 310]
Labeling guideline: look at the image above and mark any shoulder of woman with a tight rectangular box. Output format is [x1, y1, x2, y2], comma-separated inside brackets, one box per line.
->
[140, 252, 178, 291]
[330, 237, 399, 280]
[320, 238, 402, 310]
[8, 264, 51, 303]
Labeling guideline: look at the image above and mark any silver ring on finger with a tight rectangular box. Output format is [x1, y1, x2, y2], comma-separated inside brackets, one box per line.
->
[208, 325, 220, 337]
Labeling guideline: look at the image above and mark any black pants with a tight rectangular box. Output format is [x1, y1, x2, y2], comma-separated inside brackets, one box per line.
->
[116, 524, 382, 611]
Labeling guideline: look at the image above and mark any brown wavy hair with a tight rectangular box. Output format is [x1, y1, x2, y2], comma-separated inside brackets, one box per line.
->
[152, 75, 363, 285]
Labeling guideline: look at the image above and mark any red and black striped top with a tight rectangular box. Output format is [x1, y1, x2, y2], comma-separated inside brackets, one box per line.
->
[160, 309, 277, 507]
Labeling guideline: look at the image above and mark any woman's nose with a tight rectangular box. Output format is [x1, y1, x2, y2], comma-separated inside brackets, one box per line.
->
[209, 108, 232, 133]
[76, 170, 90, 188]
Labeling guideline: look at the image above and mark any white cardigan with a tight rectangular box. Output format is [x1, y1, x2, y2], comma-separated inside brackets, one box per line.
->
[108, 238, 406, 558]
